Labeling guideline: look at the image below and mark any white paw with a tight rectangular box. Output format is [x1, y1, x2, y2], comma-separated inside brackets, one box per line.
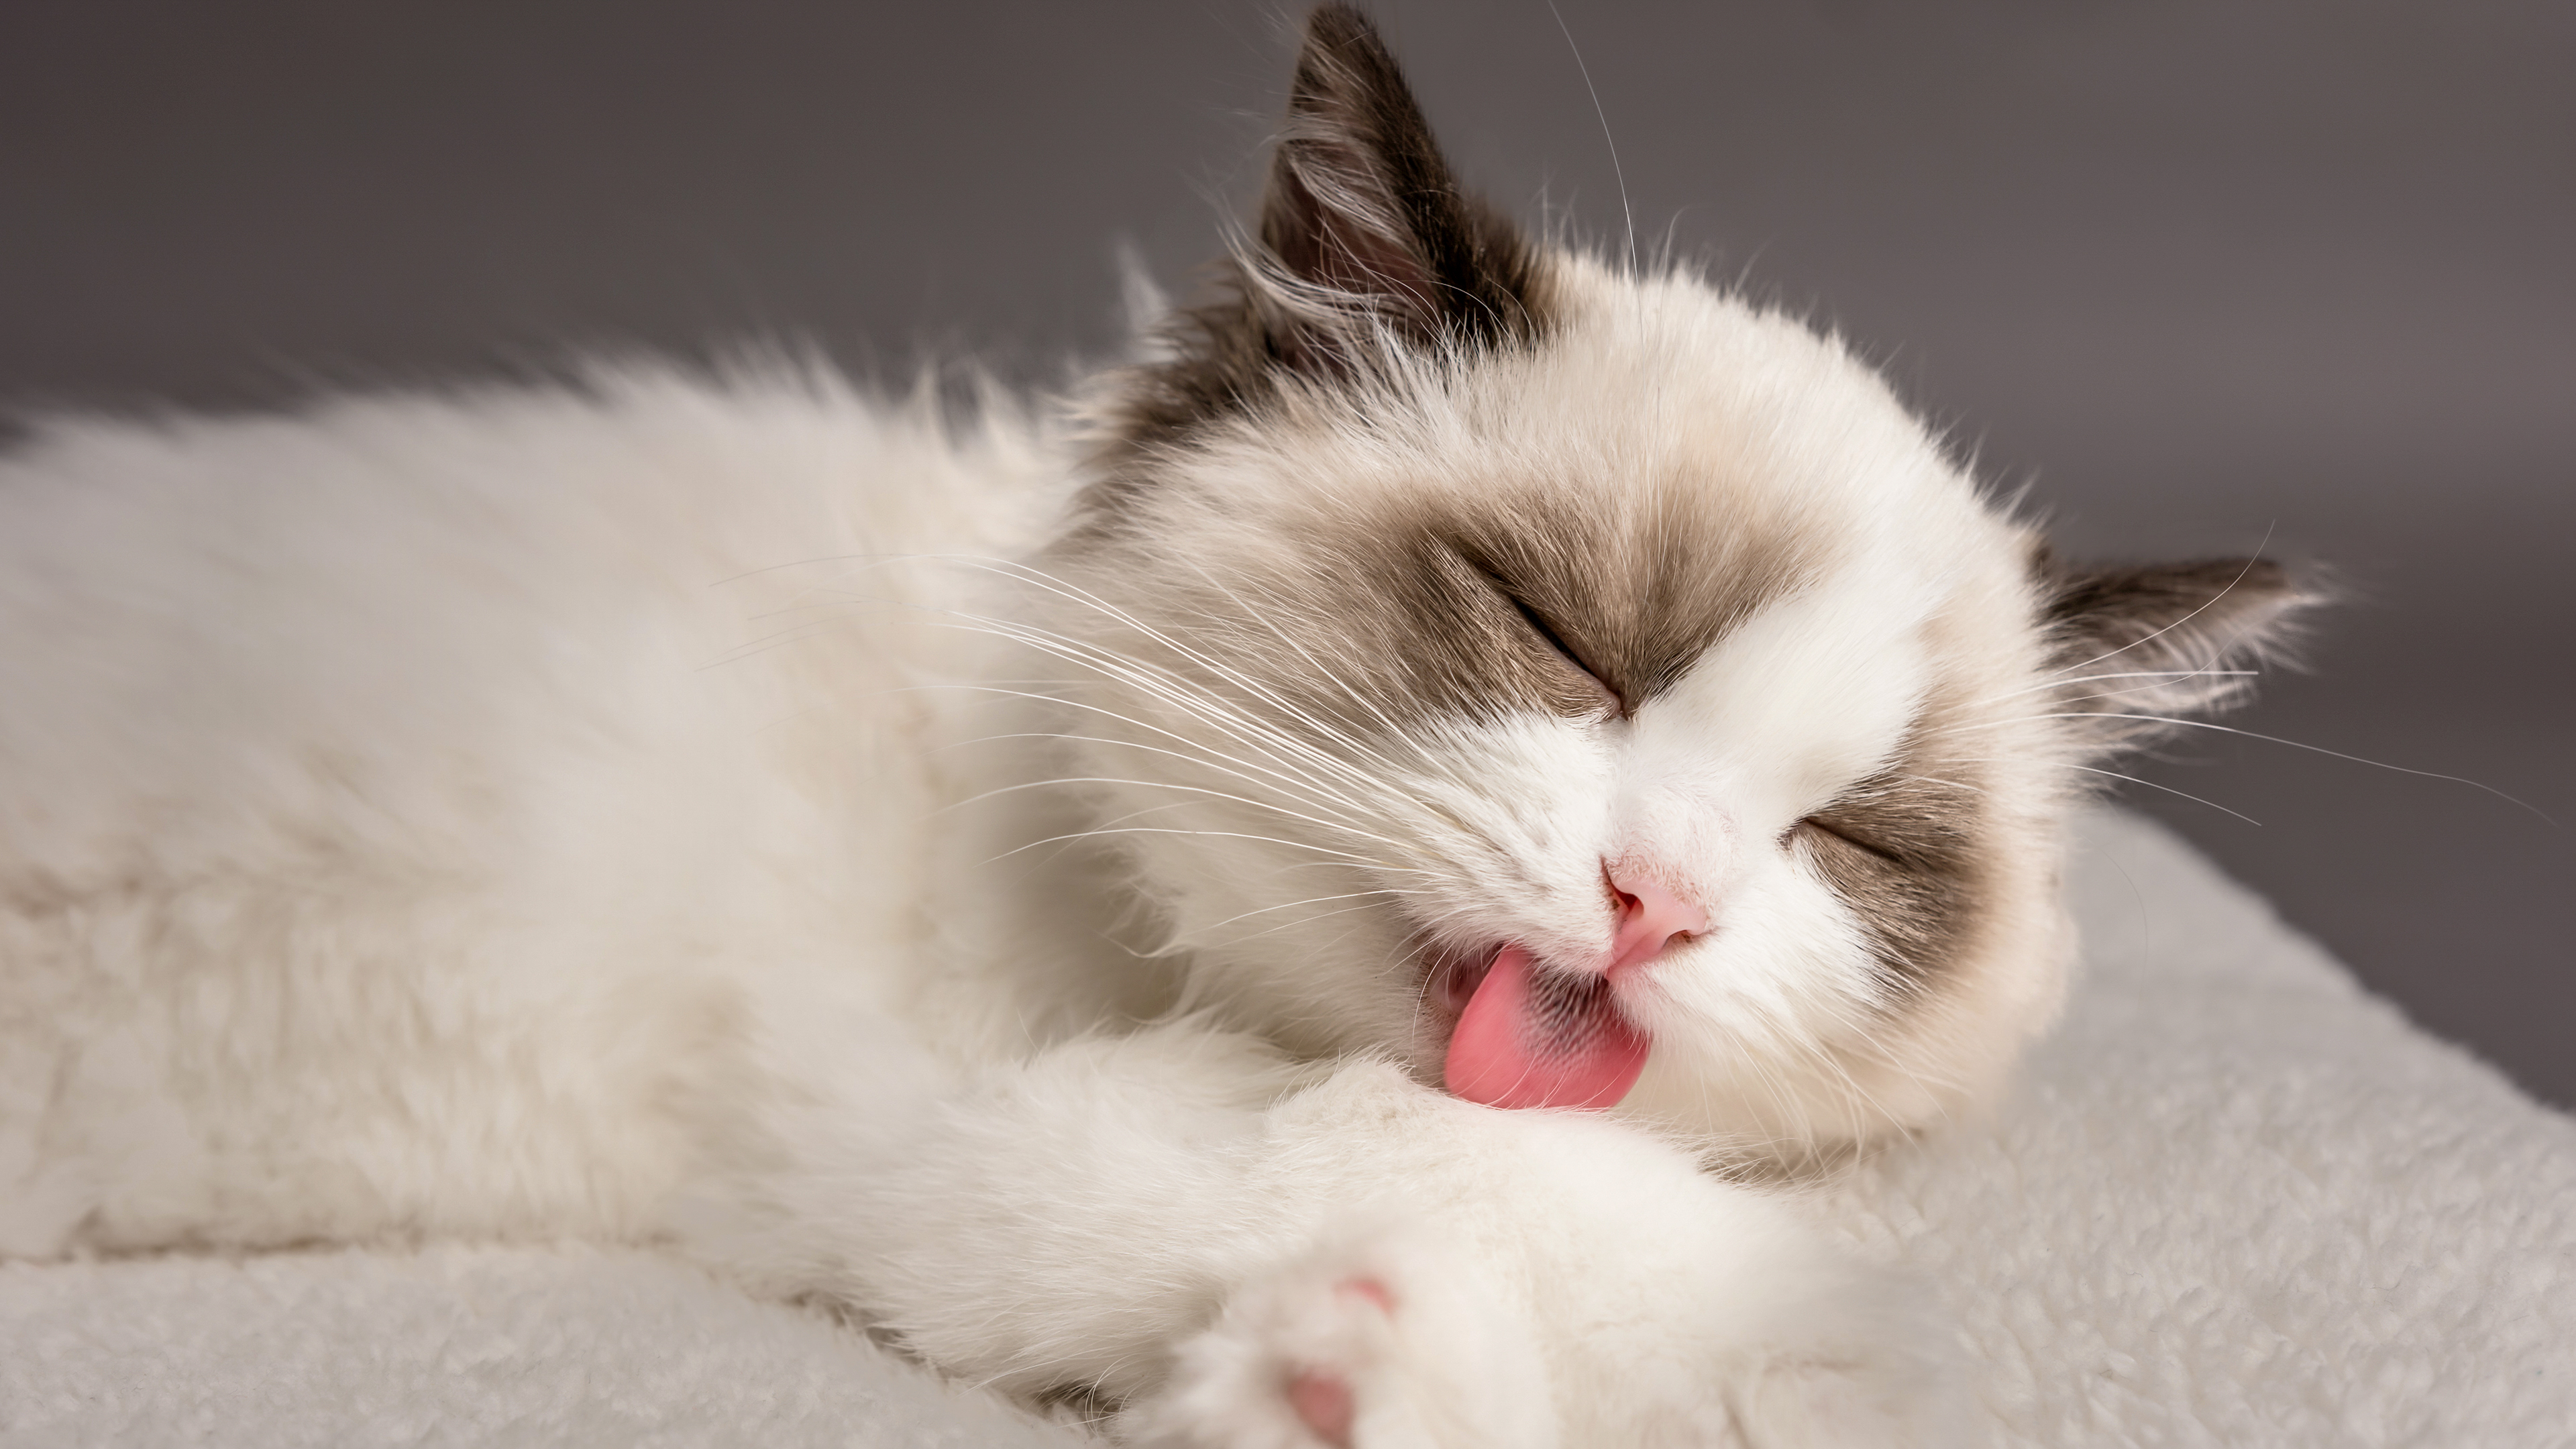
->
[1130, 1224, 1555, 1449]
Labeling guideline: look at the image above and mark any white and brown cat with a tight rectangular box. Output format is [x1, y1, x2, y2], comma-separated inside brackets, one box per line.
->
[0, 7, 2304, 1445]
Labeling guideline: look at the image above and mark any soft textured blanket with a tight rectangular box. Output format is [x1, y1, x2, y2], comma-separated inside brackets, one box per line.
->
[4, 808, 2569, 1447]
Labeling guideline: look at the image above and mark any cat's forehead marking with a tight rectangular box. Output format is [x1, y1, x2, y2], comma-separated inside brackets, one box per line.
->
[1297, 472, 1827, 727]
[1438, 483, 1826, 711]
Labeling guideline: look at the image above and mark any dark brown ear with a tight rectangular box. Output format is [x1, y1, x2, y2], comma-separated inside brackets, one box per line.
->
[1252, 3, 1542, 365]
[2035, 551, 2316, 742]
[1101, 5, 1548, 470]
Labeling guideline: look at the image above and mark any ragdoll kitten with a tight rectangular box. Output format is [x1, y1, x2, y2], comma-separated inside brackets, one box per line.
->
[0, 7, 2303, 1445]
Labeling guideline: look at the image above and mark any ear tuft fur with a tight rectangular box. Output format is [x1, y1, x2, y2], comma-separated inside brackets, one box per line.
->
[1094, 4, 1546, 476]
[1253, 3, 1541, 360]
[2035, 551, 2319, 750]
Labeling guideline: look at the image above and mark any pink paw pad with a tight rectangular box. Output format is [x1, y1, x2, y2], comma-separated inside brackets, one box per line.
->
[1337, 1276, 1395, 1313]
[1286, 1369, 1355, 1446]
[1285, 1277, 1393, 1446]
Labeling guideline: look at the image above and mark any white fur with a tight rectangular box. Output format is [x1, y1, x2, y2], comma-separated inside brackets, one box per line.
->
[1, 366, 1061, 1254]
[1048, 258, 2074, 1150]
[0, 261, 2065, 1444]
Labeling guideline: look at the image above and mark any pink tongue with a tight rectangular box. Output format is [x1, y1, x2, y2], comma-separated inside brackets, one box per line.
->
[1442, 947, 1650, 1111]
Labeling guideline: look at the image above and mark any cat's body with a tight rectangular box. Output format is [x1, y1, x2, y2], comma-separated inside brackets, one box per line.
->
[0, 367, 1061, 1252]
[0, 9, 2303, 1446]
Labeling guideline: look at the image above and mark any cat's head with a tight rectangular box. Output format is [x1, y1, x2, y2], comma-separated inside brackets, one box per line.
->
[1035, 4, 2306, 1159]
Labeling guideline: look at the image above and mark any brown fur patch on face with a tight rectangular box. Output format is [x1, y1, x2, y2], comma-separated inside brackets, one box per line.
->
[1440, 488, 1820, 714]
[1790, 543, 2308, 1006]
[1795, 703, 1992, 998]
[1195, 472, 1827, 742]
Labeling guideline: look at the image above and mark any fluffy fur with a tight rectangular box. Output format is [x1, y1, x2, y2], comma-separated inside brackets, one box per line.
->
[0, 7, 2307, 1445]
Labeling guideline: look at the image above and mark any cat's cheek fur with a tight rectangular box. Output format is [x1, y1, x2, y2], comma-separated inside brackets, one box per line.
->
[1079, 709, 1627, 1065]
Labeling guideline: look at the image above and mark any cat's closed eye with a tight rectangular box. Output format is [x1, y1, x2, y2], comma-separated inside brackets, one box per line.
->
[1792, 815, 1910, 866]
[1468, 560, 1622, 717]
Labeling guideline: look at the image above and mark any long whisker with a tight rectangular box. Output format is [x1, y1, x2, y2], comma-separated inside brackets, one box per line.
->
[1171, 559, 1421, 775]
[940, 554, 1411, 788]
[926, 678, 1375, 824]
[1953, 755, 2261, 827]
[1189, 889, 1424, 938]
[1197, 899, 1418, 952]
[1890, 773, 1992, 797]
[2049, 523, 2277, 679]
[938, 729, 1382, 832]
[1545, 0, 1635, 274]
[1954, 713, 2555, 825]
[943, 775, 1412, 854]
[928, 612, 1398, 816]
[982, 826, 1395, 869]
[778, 556, 1346, 774]
[789, 553, 1420, 824]
[1980, 668, 2257, 705]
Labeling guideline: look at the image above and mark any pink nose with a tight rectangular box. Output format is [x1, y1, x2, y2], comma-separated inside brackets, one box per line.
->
[1605, 866, 1708, 975]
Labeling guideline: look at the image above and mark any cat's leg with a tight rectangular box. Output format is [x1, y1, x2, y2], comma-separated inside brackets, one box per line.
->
[676, 1023, 1959, 1448]
[1130, 1061, 1961, 1449]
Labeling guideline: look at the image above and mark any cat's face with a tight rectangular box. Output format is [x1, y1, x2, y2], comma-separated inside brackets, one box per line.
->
[1037, 5, 2300, 1157]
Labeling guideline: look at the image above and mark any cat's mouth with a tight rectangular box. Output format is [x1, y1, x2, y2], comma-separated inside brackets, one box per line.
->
[1428, 945, 1652, 1112]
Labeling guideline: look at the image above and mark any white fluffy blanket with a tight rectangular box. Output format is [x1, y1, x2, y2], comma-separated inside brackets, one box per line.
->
[5, 809, 2569, 1446]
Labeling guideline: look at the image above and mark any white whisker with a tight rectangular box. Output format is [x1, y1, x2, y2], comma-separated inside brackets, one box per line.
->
[981, 826, 1394, 869]
[943, 775, 1411, 855]
[2057, 763, 2262, 826]
[1980, 668, 2257, 705]
[1959, 714, 2555, 825]
[2049, 523, 2277, 678]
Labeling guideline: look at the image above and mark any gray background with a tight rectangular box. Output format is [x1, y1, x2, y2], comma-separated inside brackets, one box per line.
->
[5, 1, 2569, 1103]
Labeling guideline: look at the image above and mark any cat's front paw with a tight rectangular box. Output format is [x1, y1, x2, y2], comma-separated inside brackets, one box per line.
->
[1130, 1224, 1554, 1449]
[1123, 1068, 1964, 1449]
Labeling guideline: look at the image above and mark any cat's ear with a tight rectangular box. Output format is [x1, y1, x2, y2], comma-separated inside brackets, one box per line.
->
[1247, 3, 1543, 368]
[2034, 551, 2316, 745]
[1097, 6, 1545, 467]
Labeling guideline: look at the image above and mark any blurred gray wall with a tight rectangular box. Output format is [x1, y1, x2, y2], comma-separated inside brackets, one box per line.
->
[5, 1, 2570, 1102]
